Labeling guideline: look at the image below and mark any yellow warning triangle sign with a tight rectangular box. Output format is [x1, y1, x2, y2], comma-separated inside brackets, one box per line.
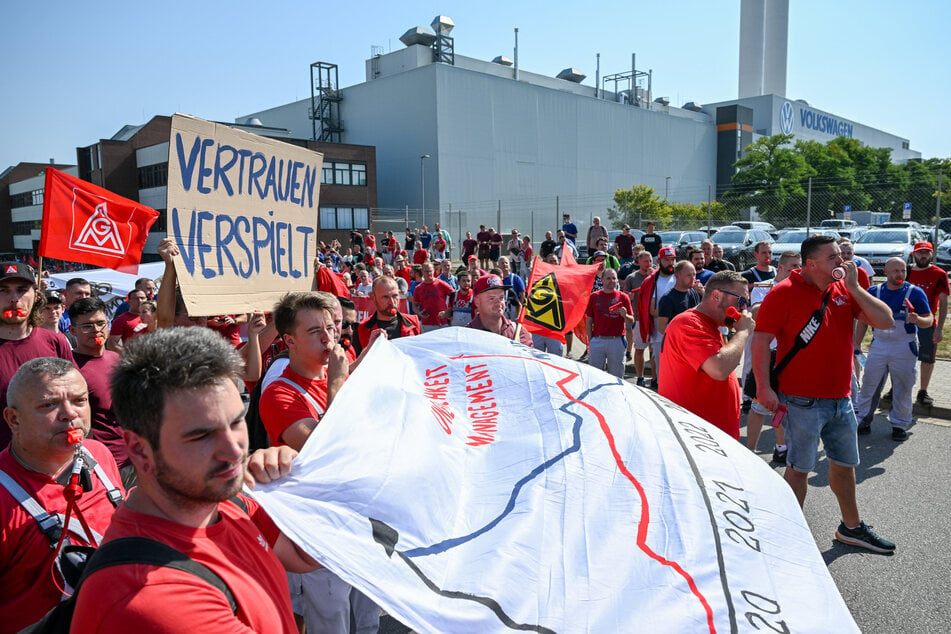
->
[524, 272, 566, 331]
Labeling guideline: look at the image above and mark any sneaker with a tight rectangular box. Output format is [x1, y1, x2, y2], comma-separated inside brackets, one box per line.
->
[636, 377, 645, 387]
[834, 521, 896, 553]
[857, 421, 872, 435]
[771, 447, 787, 464]
[917, 390, 934, 407]
[880, 388, 892, 402]
[891, 427, 908, 441]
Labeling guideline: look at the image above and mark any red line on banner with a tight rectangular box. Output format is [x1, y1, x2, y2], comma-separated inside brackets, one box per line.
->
[449, 353, 717, 633]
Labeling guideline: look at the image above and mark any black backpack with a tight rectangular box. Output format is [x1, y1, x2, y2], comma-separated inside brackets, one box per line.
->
[21, 497, 249, 633]
[244, 349, 291, 452]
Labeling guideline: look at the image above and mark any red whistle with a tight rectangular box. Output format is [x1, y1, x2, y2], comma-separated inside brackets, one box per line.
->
[66, 428, 83, 444]
[609, 301, 624, 312]
[726, 307, 742, 320]
[896, 278, 904, 284]
[94, 336, 105, 346]
[905, 298, 915, 312]
[2, 308, 28, 319]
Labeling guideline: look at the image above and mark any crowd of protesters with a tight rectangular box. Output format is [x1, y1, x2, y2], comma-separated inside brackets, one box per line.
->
[1, 211, 947, 630]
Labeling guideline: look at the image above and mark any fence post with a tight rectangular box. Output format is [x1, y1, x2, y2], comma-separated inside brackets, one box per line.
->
[935, 169, 943, 247]
[806, 177, 812, 237]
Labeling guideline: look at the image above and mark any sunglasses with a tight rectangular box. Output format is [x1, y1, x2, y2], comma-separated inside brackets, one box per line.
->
[340, 320, 356, 330]
[719, 290, 748, 309]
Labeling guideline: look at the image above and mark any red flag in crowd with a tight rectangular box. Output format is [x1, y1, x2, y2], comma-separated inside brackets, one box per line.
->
[315, 265, 351, 298]
[39, 168, 159, 272]
[518, 254, 599, 344]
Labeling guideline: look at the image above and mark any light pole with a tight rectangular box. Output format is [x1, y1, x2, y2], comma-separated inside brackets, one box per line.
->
[420, 154, 431, 224]
[665, 176, 671, 201]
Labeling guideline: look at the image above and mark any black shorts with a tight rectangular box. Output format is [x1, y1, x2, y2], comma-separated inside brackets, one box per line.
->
[917, 326, 937, 363]
[489, 248, 501, 261]
[478, 245, 490, 258]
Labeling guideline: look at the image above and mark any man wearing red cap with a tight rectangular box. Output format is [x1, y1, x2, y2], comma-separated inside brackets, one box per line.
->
[906, 241, 949, 407]
[466, 274, 533, 345]
[636, 246, 677, 389]
[0, 262, 75, 450]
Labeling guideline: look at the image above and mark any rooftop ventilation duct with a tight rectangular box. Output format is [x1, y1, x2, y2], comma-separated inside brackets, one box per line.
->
[492, 55, 513, 66]
[556, 68, 586, 83]
[431, 15, 454, 35]
[682, 101, 703, 112]
[399, 27, 437, 47]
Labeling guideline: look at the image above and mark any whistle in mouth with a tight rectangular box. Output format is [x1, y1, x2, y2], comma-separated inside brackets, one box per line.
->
[2, 308, 28, 319]
[726, 307, 742, 320]
[66, 428, 83, 445]
[94, 336, 105, 346]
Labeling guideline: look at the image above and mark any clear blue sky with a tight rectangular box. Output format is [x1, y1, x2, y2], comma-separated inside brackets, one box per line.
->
[2, 0, 948, 171]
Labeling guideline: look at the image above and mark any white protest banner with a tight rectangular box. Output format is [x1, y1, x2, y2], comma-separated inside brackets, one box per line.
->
[254, 328, 858, 633]
[166, 113, 321, 315]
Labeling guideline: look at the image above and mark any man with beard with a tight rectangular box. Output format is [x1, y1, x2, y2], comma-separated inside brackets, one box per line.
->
[1, 262, 74, 450]
[636, 246, 677, 389]
[357, 276, 421, 350]
[1, 358, 123, 631]
[539, 231, 557, 260]
[72, 327, 318, 631]
[906, 241, 949, 407]
[705, 244, 736, 272]
[623, 251, 653, 385]
[586, 268, 633, 378]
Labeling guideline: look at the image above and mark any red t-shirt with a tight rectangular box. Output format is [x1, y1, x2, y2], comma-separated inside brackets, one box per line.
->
[364, 234, 376, 251]
[659, 309, 741, 440]
[72, 495, 295, 633]
[462, 238, 478, 257]
[586, 289, 632, 337]
[111, 311, 149, 342]
[259, 366, 328, 446]
[209, 315, 242, 347]
[413, 249, 430, 264]
[755, 271, 861, 398]
[0, 440, 122, 632]
[73, 350, 129, 469]
[614, 233, 636, 258]
[857, 267, 871, 290]
[522, 245, 533, 264]
[907, 264, 950, 327]
[395, 266, 413, 283]
[413, 279, 455, 326]
[0, 328, 75, 449]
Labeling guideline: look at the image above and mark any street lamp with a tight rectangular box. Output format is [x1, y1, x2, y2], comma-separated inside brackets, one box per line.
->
[420, 154, 431, 223]
[665, 176, 671, 201]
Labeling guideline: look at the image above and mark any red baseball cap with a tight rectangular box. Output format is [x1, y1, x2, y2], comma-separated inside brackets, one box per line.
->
[913, 241, 933, 252]
[658, 246, 677, 259]
[468, 254, 478, 262]
[473, 274, 511, 296]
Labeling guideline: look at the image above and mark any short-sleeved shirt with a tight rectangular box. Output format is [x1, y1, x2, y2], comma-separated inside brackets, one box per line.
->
[462, 238, 478, 258]
[0, 440, 122, 631]
[0, 328, 75, 449]
[72, 495, 295, 633]
[489, 233, 504, 254]
[562, 222, 578, 242]
[451, 288, 474, 326]
[907, 264, 950, 327]
[413, 279, 455, 326]
[696, 269, 714, 285]
[539, 240, 557, 258]
[659, 309, 741, 440]
[755, 271, 861, 398]
[111, 311, 149, 342]
[640, 233, 662, 257]
[259, 366, 328, 446]
[741, 266, 776, 286]
[73, 350, 128, 468]
[614, 233, 636, 259]
[586, 289, 633, 337]
[867, 283, 930, 338]
[658, 288, 702, 324]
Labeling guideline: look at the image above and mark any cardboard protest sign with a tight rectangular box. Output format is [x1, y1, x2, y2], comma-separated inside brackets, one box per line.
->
[255, 329, 859, 633]
[166, 114, 322, 315]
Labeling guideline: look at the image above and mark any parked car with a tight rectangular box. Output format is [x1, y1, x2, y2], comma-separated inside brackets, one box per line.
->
[606, 229, 645, 256]
[711, 229, 774, 270]
[731, 221, 778, 237]
[769, 229, 840, 264]
[658, 230, 709, 258]
[819, 219, 857, 230]
[852, 228, 920, 273]
[936, 238, 951, 271]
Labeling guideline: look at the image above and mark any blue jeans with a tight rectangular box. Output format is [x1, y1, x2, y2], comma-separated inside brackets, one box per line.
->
[780, 393, 859, 473]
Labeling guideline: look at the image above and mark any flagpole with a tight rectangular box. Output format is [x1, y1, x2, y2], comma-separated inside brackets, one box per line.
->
[37, 256, 43, 286]
[513, 254, 539, 341]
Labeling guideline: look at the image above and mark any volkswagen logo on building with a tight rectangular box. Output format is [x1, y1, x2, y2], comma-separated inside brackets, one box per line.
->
[779, 101, 794, 135]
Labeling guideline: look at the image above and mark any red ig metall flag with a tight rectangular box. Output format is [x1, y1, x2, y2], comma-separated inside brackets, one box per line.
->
[39, 168, 159, 272]
[518, 252, 599, 344]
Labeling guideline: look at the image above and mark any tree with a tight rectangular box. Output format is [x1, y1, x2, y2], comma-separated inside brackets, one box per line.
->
[723, 134, 815, 224]
[607, 185, 670, 229]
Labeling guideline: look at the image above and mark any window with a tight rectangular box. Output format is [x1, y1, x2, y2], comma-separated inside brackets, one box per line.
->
[320, 161, 367, 186]
[10, 189, 43, 208]
[138, 163, 168, 189]
[319, 206, 369, 230]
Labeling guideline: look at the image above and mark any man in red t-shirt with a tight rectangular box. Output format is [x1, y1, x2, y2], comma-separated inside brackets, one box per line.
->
[1, 358, 123, 632]
[462, 231, 478, 262]
[906, 241, 949, 406]
[752, 234, 896, 553]
[107, 289, 149, 352]
[73, 327, 318, 632]
[412, 261, 455, 332]
[1, 261, 75, 450]
[476, 224, 492, 269]
[585, 268, 633, 378]
[660, 271, 753, 441]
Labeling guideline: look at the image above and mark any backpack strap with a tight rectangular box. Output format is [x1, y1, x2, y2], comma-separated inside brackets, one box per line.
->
[82, 450, 123, 508]
[0, 469, 63, 547]
[274, 376, 325, 419]
[772, 287, 834, 380]
[79, 537, 237, 613]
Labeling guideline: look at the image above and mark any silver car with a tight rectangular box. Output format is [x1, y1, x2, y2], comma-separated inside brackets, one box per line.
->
[770, 229, 840, 265]
[852, 228, 919, 274]
[937, 238, 951, 271]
